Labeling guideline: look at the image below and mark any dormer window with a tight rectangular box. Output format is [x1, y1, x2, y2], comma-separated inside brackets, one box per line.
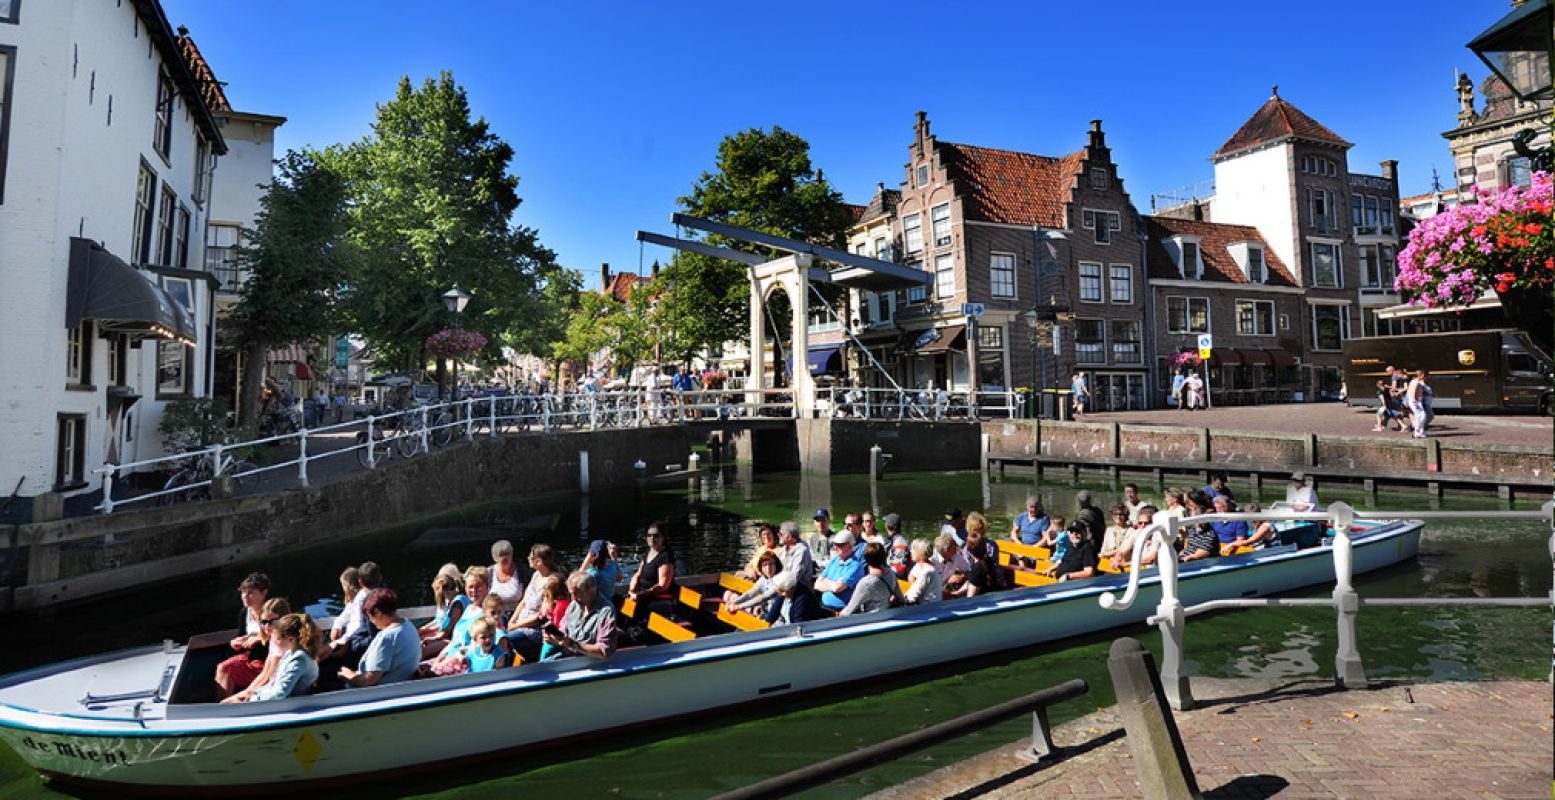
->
[1169, 236, 1203, 279]
[1227, 241, 1267, 283]
[916, 165, 929, 187]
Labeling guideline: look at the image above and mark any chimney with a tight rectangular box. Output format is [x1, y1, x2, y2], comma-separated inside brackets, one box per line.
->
[1192, 200, 1206, 222]
[1380, 159, 1398, 183]
[1089, 119, 1105, 149]
[600, 262, 610, 289]
[651, 260, 660, 280]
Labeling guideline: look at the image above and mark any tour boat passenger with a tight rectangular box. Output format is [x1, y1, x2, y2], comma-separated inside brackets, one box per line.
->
[843, 512, 869, 558]
[736, 524, 781, 581]
[251, 614, 321, 702]
[840, 543, 906, 616]
[904, 538, 943, 604]
[1285, 473, 1319, 512]
[1226, 503, 1277, 551]
[762, 571, 818, 626]
[860, 511, 881, 545]
[807, 509, 834, 564]
[535, 576, 571, 662]
[814, 531, 868, 611]
[1038, 515, 1070, 564]
[508, 544, 561, 663]
[581, 539, 622, 600]
[626, 524, 678, 609]
[1010, 495, 1049, 546]
[1179, 493, 1221, 563]
[1043, 523, 1099, 582]
[214, 572, 272, 700]
[1099, 505, 1133, 566]
[327, 566, 362, 645]
[1073, 491, 1105, 541]
[338, 589, 420, 688]
[961, 514, 1005, 595]
[488, 540, 525, 620]
[1132, 506, 1164, 569]
[887, 533, 911, 577]
[776, 521, 815, 588]
[941, 507, 967, 545]
[419, 564, 469, 659]
[1121, 483, 1149, 524]
[1157, 489, 1188, 528]
[1208, 496, 1249, 549]
[220, 597, 291, 703]
[317, 562, 385, 691]
[724, 551, 782, 618]
[1202, 472, 1234, 503]
[542, 572, 619, 661]
[442, 618, 512, 673]
[428, 591, 506, 676]
[932, 533, 971, 597]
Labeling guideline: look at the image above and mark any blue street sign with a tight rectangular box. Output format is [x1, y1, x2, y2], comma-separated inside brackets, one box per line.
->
[962, 303, 986, 317]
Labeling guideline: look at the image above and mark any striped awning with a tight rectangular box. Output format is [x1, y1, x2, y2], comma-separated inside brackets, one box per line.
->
[267, 344, 307, 364]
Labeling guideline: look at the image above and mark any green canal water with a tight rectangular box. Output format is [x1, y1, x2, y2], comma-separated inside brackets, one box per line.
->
[0, 469, 1548, 799]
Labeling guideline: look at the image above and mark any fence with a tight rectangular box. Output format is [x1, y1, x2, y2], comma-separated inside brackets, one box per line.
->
[1099, 501, 1555, 710]
[819, 387, 1023, 421]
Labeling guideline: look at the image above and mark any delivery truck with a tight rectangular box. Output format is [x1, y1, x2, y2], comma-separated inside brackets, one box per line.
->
[1341, 329, 1552, 414]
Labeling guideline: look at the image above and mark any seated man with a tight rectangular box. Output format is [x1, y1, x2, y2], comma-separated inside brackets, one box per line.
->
[1179, 519, 1220, 563]
[1227, 502, 1277, 550]
[776, 521, 815, 588]
[1041, 522, 1099, 582]
[337, 588, 420, 688]
[813, 531, 867, 611]
[542, 572, 617, 661]
[1285, 473, 1319, 512]
[1206, 496, 1249, 551]
[932, 533, 972, 597]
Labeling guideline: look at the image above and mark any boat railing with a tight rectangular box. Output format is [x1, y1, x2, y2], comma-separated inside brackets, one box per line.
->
[1099, 501, 1555, 711]
[708, 677, 1088, 800]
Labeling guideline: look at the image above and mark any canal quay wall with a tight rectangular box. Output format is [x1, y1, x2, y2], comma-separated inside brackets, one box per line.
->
[0, 426, 700, 611]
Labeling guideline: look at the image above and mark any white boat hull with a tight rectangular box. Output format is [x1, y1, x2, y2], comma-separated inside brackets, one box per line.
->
[0, 522, 1422, 792]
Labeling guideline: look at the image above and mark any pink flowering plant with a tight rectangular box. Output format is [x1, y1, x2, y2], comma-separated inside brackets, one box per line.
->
[1395, 171, 1553, 306]
[424, 327, 488, 359]
[1168, 350, 1202, 369]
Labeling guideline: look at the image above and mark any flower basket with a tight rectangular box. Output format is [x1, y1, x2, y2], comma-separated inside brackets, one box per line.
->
[425, 328, 488, 360]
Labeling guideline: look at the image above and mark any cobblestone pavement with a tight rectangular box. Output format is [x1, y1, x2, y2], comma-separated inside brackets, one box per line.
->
[868, 679, 1553, 800]
[1080, 403, 1552, 448]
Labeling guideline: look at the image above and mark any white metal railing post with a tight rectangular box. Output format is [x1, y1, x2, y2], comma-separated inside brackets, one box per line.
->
[488, 396, 498, 438]
[897, 389, 906, 420]
[590, 395, 599, 431]
[1328, 501, 1365, 687]
[365, 415, 377, 469]
[637, 390, 646, 427]
[543, 396, 552, 432]
[1154, 517, 1193, 710]
[419, 407, 430, 452]
[464, 398, 475, 440]
[297, 429, 310, 488]
[209, 442, 225, 478]
[100, 467, 116, 514]
[1008, 390, 1017, 419]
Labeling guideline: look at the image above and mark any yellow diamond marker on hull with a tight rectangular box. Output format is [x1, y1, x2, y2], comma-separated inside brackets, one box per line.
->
[294, 730, 322, 772]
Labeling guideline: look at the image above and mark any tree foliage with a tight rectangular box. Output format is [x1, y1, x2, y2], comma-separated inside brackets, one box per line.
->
[226, 150, 355, 422]
[653, 126, 853, 359]
[552, 284, 655, 370]
[321, 72, 567, 369]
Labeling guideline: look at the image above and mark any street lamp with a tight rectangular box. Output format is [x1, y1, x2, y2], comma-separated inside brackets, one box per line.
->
[441, 284, 471, 400]
[1468, 0, 1553, 170]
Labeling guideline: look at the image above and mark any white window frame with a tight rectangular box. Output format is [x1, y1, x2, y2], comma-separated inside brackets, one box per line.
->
[1308, 301, 1351, 352]
[1357, 244, 1380, 288]
[1078, 262, 1104, 303]
[906, 259, 927, 304]
[1310, 240, 1342, 288]
[1108, 264, 1133, 304]
[903, 213, 923, 255]
[1234, 299, 1276, 336]
[1166, 295, 1210, 334]
[989, 252, 1016, 299]
[930, 203, 951, 247]
[1081, 208, 1121, 244]
[1109, 319, 1142, 364]
[65, 324, 83, 384]
[1246, 246, 1266, 284]
[1173, 237, 1202, 279]
[934, 253, 955, 300]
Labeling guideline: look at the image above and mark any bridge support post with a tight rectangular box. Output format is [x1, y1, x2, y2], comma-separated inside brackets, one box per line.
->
[1328, 502, 1366, 688]
[1107, 637, 1204, 800]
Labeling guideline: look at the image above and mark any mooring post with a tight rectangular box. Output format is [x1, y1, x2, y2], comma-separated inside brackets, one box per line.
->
[1107, 637, 1204, 800]
[578, 451, 590, 494]
[1328, 501, 1366, 688]
[869, 444, 882, 484]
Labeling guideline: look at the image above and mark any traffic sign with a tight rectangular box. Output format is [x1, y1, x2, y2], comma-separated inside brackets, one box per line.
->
[962, 303, 985, 318]
[1198, 347, 1212, 360]
[1197, 334, 1213, 350]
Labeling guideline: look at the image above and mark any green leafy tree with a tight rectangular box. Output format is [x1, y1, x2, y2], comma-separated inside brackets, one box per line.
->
[654, 126, 853, 359]
[552, 284, 655, 372]
[226, 150, 355, 424]
[321, 72, 564, 379]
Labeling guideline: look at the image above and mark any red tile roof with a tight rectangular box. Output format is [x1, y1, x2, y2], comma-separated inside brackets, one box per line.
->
[1146, 217, 1298, 287]
[939, 142, 1083, 228]
[1213, 94, 1349, 159]
[602, 272, 641, 303]
[843, 202, 866, 222]
[174, 33, 232, 114]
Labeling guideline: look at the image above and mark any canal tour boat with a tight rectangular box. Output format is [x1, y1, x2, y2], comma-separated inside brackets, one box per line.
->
[0, 517, 1422, 794]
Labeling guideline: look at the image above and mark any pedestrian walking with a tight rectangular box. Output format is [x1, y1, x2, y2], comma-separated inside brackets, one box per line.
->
[1406, 370, 1429, 438]
[1184, 372, 1204, 410]
[1170, 370, 1187, 410]
[1070, 373, 1090, 416]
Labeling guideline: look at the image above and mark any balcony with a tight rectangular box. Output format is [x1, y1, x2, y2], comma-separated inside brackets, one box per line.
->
[205, 246, 246, 293]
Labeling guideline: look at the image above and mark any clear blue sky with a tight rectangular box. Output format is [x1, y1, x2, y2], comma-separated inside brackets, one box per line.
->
[164, 1, 1508, 290]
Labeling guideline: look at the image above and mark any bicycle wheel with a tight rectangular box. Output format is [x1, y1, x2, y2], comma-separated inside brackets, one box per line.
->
[394, 428, 422, 458]
[223, 460, 258, 494]
[355, 434, 380, 468]
[430, 411, 455, 447]
[158, 470, 192, 506]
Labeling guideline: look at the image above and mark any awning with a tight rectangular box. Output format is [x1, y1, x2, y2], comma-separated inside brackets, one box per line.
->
[1211, 348, 1244, 366]
[1241, 349, 1273, 367]
[293, 362, 314, 380]
[1263, 348, 1297, 367]
[913, 324, 968, 355]
[268, 344, 307, 363]
[806, 346, 843, 376]
[1375, 293, 1501, 319]
[66, 238, 193, 344]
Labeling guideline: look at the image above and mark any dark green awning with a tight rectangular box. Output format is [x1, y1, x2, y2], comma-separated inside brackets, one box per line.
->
[66, 237, 195, 345]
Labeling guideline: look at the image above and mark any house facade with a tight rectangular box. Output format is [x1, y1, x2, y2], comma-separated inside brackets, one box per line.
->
[0, 0, 230, 517]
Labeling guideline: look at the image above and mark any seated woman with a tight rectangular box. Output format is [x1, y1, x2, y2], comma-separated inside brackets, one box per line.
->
[507, 544, 560, 663]
[904, 538, 943, 605]
[214, 572, 272, 700]
[736, 524, 781, 581]
[327, 567, 362, 646]
[249, 614, 321, 702]
[419, 564, 469, 659]
[220, 597, 291, 704]
[535, 576, 571, 662]
[338, 589, 421, 688]
[626, 524, 677, 610]
[1098, 504, 1135, 567]
[762, 571, 818, 626]
[961, 514, 1005, 596]
[1226, 502, 1277, 551]
[724, 551, 782, 618]
[840, 543, 906, 616]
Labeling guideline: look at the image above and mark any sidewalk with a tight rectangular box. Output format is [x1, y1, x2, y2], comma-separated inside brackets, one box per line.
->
[1082, 403, 1551, 448]
[868, 678, 1553, 799]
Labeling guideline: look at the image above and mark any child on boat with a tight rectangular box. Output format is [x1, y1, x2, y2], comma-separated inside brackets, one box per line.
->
[426, 591, 506, 676]
[723, 551, 782, 618]
[534, 576, 571, 662]
[251, 614, 321, 702]
[328, 566, 362, 645]
[419, 564, 469, 659]
[220, 596, 290, 703]
[440, 618, 512, 673]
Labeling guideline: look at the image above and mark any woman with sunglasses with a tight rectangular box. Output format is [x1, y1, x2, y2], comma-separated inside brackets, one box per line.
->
[626, 524, 677, 607]
[220, 597, 292, 703]
[245, 614, 321, 702]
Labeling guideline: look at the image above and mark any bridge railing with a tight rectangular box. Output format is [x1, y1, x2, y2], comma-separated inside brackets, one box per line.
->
[818, 387, 1022, 421]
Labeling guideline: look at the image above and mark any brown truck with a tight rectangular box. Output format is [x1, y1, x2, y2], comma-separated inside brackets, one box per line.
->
[1341, 329, 1552, 414]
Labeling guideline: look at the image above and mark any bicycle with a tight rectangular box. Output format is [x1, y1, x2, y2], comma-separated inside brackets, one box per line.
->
[158, 445, 258, 505]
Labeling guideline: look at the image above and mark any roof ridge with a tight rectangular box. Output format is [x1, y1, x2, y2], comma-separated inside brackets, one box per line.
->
[941, 140, 1066, 162]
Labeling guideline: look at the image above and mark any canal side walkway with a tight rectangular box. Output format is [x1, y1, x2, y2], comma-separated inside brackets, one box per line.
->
[867, 678, 1553, 799]
[1082, 402, 1551, 447]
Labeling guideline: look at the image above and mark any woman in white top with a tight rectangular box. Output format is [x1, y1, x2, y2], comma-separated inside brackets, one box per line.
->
[506, 543, 558, 662]
[904, 538, 943, 604]
[487, 539, 524, 619]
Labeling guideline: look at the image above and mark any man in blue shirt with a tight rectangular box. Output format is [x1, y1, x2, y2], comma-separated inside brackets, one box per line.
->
[1206, 495, 1248, 551]
[813, 531, 867, 611]
[1009, 495, 1049, 546]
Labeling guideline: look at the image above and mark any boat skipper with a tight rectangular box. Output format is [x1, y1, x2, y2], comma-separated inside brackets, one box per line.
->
[541, 572, 618, 661]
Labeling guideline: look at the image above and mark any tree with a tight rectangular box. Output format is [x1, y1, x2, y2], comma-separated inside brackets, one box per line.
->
[552, 285, 655, 372]
[321, 72, 565, 376]
[653, 127, 853, 359]
[226, 150, 355, 425]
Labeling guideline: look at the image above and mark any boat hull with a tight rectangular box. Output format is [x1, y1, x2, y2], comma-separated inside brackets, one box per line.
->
[0, 522, 1422, 792]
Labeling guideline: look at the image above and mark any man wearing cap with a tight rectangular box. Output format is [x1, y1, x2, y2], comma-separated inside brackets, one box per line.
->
[776, 521, 815, 589]
[881, 513, 910, 576]
[1285, 474, 1319, 512]
[808, 509, 835, 564]
[814, 531, 868, 611]
[941, 508, 967, 545]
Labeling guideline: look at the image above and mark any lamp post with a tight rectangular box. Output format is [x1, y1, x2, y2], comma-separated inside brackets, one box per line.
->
[441, 284, 471, 400]
[1468, 0, 1553, 171]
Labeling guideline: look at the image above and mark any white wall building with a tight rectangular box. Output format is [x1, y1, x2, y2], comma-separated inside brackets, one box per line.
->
[0, 0, 230, 517]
